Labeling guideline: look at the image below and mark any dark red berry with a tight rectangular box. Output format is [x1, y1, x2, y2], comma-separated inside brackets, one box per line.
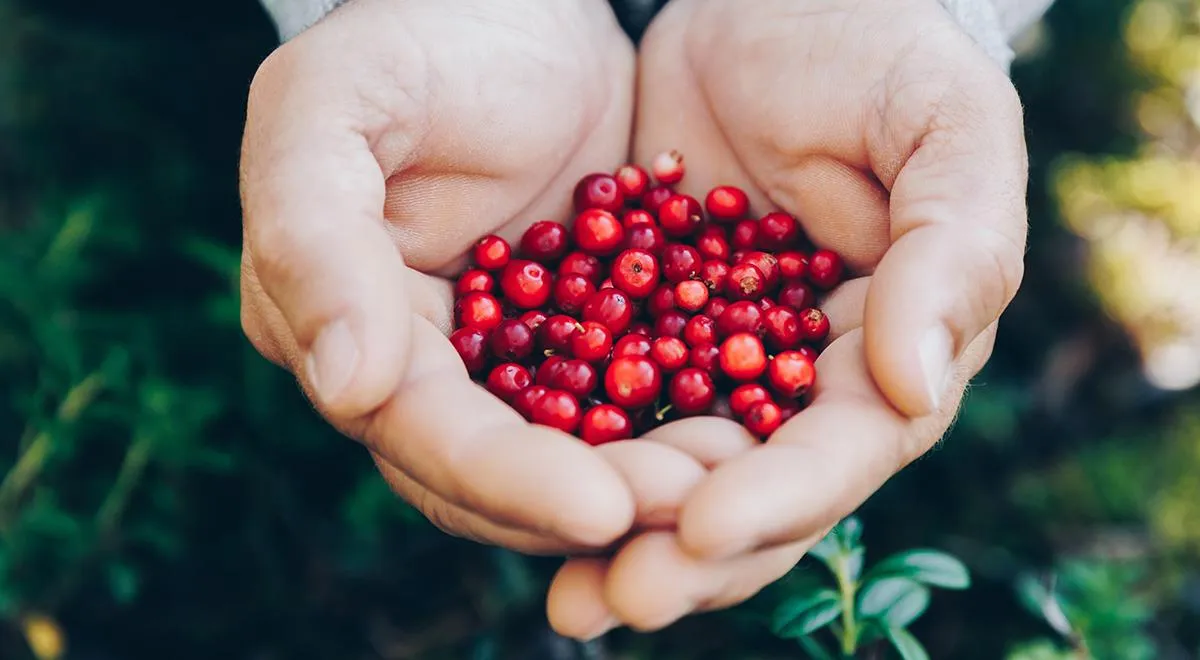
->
[611, 249, 661, 298]
[683, 314, 717, 347]
[758, 212, 801, 250]
[473, 235, 512, 270]
[582, 289, 634, 335]
[648, 284, 677, 317]
[662, 244, 703, 283]
[730, 383, 771, 417]
[486, 363, 532, 402]
[696, 226, 732, 262]
[628, 322, 654, 337]
[455, 291, 504, 331]
[798, 308, 831, 343]
[768, 350, 817, 398]
[674, 280, 709, 312]
[738, 251, 781, 291]
[622, 209, 656, 228]
[450, 327, 489, 375]
[614, 164, 651, 199]
[705, 185, 750, 221]
[519, 310, 548, 332]
[719, 333, 768, 382]
[808, 249, 845, 289]
[558, 251, 605, 284]
[699, 260, 731, 294]
[538, 315, 581, 355]
[777, 251, 809, 281]
[599, 277, 614, 289]
[778, 281, 816, 310]
[689, 343, 720, 373]
[536, 356, 566, 385]
[651, 150, 685, 185]
[650, 336, 689, 373]
[574, 209, 625, 256]
[531, 390, 583, 433]
[779, 398, 802, 422]
[797, 345, 819, 362]
[573, 173, 625, 213]
[763, 306, 802, 350]
[758, 297, 777, 312]
[703, 296, 730, 320]
[655, 310, 689, 339]
[669, 368, 716, 415]
[490, 319, 535, 361]
[500, 260, 553, 309]
[731, 219, 759, 250]
[553, 273, 596, 314]
[657, 194, 703, 237]
[641, 186, 674, 215]
[581, 404, 635, 445]
[727, 262, 767, 301]
[623, 223, 667, 256]
[512, 385, 549, 421]
[520, 221, 569, 262]
[716, 300, 764, 337]
[571, 321, 614, 363]
[545, 359, 599, 398]
[744, 400, 783, 437]
[614, 333, 653, 359]
[456, 269, 495, 296]
[604, 356, 663, 409]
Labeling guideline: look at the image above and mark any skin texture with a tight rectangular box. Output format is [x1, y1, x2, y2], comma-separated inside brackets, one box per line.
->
[239, 0, 1028, 640]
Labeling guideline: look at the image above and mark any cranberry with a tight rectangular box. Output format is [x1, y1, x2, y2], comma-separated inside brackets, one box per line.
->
[739, 251, 781, 291]
[777, 251, 809, 281]
[729, 383, 771, 417]
[651, 150, 685, 185]
[455, 291, 504, 331]
[531, 389, 583, 433]
[544, 359, 599, 398]
[808, 249, 845, 289]
[519, 310, 548, 332]
[599, 277, 614, 289]
[658, 194, 703, 237]
[689, 343, 720, 373]
[623, 223, 667, 256]
[703, 296, 730, 319]
[538, 314, 580, 355]
[799, 308, 831, 343]
[641, 186, 675, 215]
[674, 280, 709, 312]
[519, 220, 569, 262]
[558, 251, 605, 284]
[758, 297, 777, 312]
[744, 400, 783, 437]
[611, 249, 660, 299]
[614, 333, 653, 359]
[582, 289, 633, 335]
[512, 385, 549, 421]
[628, 322, 654, 337]
[778, 281, 816, 310]
[727, 262, 767, 301]
[696, 226, 732, 262]
[622, 209, 656, 228]
[573, 173, 625, 213]
[456, 269, 494, 296]
[604, 356, 663, 409]
[473, 235, 512, 270]
[490, 319, 535, 361]
[768, 350, 816, 398]
[486, 363, 532, 401]
[705, 185, 750, 221]
[450, 327, 490, 375]
[581, 404, 634, 445]
[655, 310, 689, 339]
[731, 219, 759, 250]
[731, 249, 749, 264]
[758, 212, 801, 250]
[536, 355, 566, 385]
[661, 244, 703, 283]
[614, 164, 651, 199]
[683, 314, 717, 347]
[574, 209, 625, 256]
[650, 336, 689, 373]
[571, 321, 614, 363]
[797, 345, 819, 362]
[719, 333, 768, 382]
[553, 273, 596, 314]
[648, 284, 677, 317]
[500, 260, 553, 309]
[763, 306, 802, 350]
[669, 368, 717, 415]
[716, 300, 764, 337]
[779, 398, 802, 422]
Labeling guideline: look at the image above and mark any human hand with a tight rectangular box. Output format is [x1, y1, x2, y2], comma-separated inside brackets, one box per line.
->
[548, 0, 1028, 636]
[238, 0, 714, 554]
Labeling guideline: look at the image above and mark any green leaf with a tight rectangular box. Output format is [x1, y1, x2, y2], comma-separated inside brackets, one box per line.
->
[772, 589, 842, 638]
[797, 633, 837, 660]
[886, 627, 930, 660]
[865, 550, 971, 590]
[106, 562, 139, 604]
[858, 577, 930, 628]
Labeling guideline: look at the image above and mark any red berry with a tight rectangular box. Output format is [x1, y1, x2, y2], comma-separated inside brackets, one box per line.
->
[727, 262, 767, 301]
[614, 333, 653, 359]
[574, 209, 625, 256]
[657, 194, 703, 237]
[689, 343, 720, 373]
[538, 315, 580, 355]
[719, 333, 768, 382]
[553, 273, 597, 314]
[669, 368, 716, 415]
[777, 251, 809, 281]
[744, 400, 783, 437]
[705, 185, 750, 221]
[738, 251, 781, 291]
[628, 322, 653, 337]
[641, 186, 674, 215]
[763, 306, 802, 351]
[778, 281, 816, 310]
[582, 289, 634, 336]
[674, 280, 710, 312]
[623, 223, 667, 257]
[730, 249, 749, 264]
[716, 300, 764, 337]
[661, 244, 703, 283]
[731, 219, 759, 250]
[622, 209, 656, 228]
[768, 350, 817, 398]
[571, 321, 614, 363]
[779, 398, 803, 423]
[797, 345, 819, 362]
[696, 227, 732, 263]
[798, 308, 831, 343]
[758, 212, 801, 250]
[531, 390, 583, 433]
[573, 173, 625, 213]
[729, 383, 771, 417]
[500, 260, 553, 309]
[599, 277, 614, 289]
[486, 363, 533, 401]
[683, 314, 717, 347]
[655, 310, 689, 339]
[519, 220, 569, 262]
[455, 291, 504, 331]
[611, 249, 661, 299]
[456, 269, 494, 296]
[614, 164, 651, 199]
[581, 404, 634, 445]
[809, 249, 845, 289]
[512, 385, 549, 421]
[758, 297, 777, 312]
[519, 310, 548, 332]
[473, 234, 512, 270]
[651, 150, 685, 185]
[544, 359, 599, 398]
[648, 283, 677, 317]
[449, 327, 489, 375]
[558, 251, 605, 284]
[490, 319, 535, 362]
[703, 296, 730, 320]
[536, 355, 566, 385]
[604, 356, 663, 409]
[650, 336, 689, 373]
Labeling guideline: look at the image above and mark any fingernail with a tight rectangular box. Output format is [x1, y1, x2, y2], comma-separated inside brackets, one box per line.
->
[305, 319, 359, 406]
[918, 326, 954, 411]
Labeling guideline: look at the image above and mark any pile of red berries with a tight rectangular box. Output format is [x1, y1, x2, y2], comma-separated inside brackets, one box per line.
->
[449, 151, 844, 445]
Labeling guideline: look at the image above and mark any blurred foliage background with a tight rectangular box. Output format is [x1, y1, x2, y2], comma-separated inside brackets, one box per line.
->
[2, 0, 1199, 658]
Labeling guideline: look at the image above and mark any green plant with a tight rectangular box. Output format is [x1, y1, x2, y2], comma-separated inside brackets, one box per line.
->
[770, 517, 971, 659]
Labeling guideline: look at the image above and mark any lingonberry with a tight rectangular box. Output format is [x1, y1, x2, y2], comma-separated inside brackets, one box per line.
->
[689, 343, 720, 373]
[739, 251, 781, 291]
[758, 212, 801, 250]
[536, 355, 566, 385]
[553, 273, 596, 314]
[777, 251, 809, 281]
[571, 321, 614, 363]
[580, 404, 635, 445]
[779, 398, 802, 423]
[531, 389, 583, 433]
[808, 248, 845, 289]
[486, 363, 533, 402]
[650, 150, 685, 185]
[641, 186, 674, 215]
[669, 368, 717, 415]
[727, 262, 767, 301]
[449, 327, 490, 375]
[604, 355, 663, 409]
[657, 194, 703, 237]
[490, 319, 535, 362]
[683, 314, 717, 347]
[574, 209, 625, 256]
[716, 300, 764, 337]
[731, 219, 759, 250]
[744, 400, 783, 437]
[798, 308, 831, 343]
[537, 315, 580, 355]
[611, 249, 660, 298]
[703, 296, 730, 320]
[599, 277, 614, 289]
[511, 385, 549, 421]
[655, 310, 689, 339]
[700, 260, 731, 294]
[455, 291, 504, 331]
[544, 359, 598, 398]
[674, 280, 709, 312]
[763, 306, 802, 350]
[758, 297, 777, 312]
[473, 234, 512, 270]
[614, 333, 653, 359]
[628, 322, 653, 337]
[456, 269, 494, 296]
[519, 220, 569, 262]
[778, 281, 816, 310]
[519, 310, 548, 332]
[797, 345, 819, 362]
[719, 332, 768, 382]
[705, 185, 750, 221]
[768, 350, 817, 398]
[573, 173, 625, 214]
[582, 289, 633, 336]
[661, 244, 703, 283]
[500, 260, 553, 309]
[648, 283, 677, 317]
[613, 164, 651, 199]
[558, 251, 604, 284]
[623, 224, 667, 256]
[622, 209, 656, 228]
[696, 226, 732, 262]
[731, 249, 748, 264]
[650, 336, 689, 373]
[729, 383, 771, 418]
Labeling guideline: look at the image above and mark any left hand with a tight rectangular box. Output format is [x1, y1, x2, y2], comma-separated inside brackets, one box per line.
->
[546, 0, 1028, 637]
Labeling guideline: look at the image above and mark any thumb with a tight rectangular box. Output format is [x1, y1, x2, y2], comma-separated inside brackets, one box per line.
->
[240, 59, 411, 419]
[865, 72, 1028, 418]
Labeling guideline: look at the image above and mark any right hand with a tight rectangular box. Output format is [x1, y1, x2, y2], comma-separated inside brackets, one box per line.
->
[239, 0, 710, 553]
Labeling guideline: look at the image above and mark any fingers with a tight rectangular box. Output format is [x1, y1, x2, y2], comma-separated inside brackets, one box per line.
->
[595, 441, 708, 528]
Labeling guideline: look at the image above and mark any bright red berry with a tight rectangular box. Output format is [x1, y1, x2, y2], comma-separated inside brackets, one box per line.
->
[768, 350, 817, 398]
[651, 150, 685, 185]
[799, 308, 831, 343]
[738, 251, 781, 291]
[573, 173, 625, 213]
[531, 390, 583, 433]
[544, 359, 599, 398]
[758, 212, 801, 250]
[604, 356, 663, 409]
[519, 220, 569, 262]
[512, 385, 549, 421]
[558, 251, 605, 284]
[614, 164, 651, 199]
[696, 226, 732, 262]
[486, 363, 532, 402]
[450, 327, 490, 375]
[538, 315, 581, 355]
[699, 260, 731, 295]
[519, 310, 547, 332]
[622, 209, 656, 228]
[571, 321, 614, 363]
[703, 296, 730, 320]
[657, 194, 703, 237]
[455, 291, 504, 331]
[582, 289, 634, 336]
[650, 336, 689, 373]
[574, 209, 625, 256]
[731, 219, 759, 250]
[729, 383, 771, 417]
[777, 251, 809, 281]
[674, 280, 709, 312]
[648, 283, 677, 317]
[797, 345, 819, 362]
[683, 314, 717, 347]
[744, 400, 783, 437]
[762, 306, 802, 351]
[623, 223, 667, 256]
[809, 249, 845, 289]
[611, 249, 661, 299]
[719, 333, 768, 382]
[758, 297, 777, 312]
[778, 281, 816, 310]
[655, 310, 689, 339]
[704, 186, 750, 221]
[689, 343, 720, 373]
[669, 368, 716, 415]
[599, 277, 614, 289]
[473, 234, 512, 270]
[500, 260, 553, 309]
[641, 186, 674, 215]
[716, 300, 764, 337]
[661, 244, 703, 283]
[727, 262, 767, 301]
[614, 333, 653, 359]
[553, 273, 597, 314]
[490, 319, 535, 362]
[580, 404, 634, 445]
[536, 355, 566, 385]
[456, 269, 494, 296]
